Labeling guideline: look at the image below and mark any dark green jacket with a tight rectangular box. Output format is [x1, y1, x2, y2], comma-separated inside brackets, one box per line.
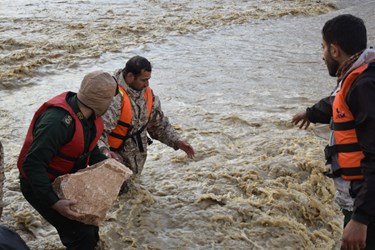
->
[21, 93, 107, 207]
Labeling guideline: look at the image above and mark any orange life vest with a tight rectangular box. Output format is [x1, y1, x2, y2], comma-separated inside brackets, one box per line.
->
[327, 64, 372, 180]
[17, 92, 104, 181]
[108, 85, 153, 150]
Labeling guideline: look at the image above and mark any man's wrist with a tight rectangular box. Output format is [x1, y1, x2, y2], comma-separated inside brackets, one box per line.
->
[352, 211, 370, 225]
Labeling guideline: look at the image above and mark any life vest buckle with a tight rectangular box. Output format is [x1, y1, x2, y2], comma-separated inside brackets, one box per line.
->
[147, 136, 153, 145]
[324, 145, 334, 161]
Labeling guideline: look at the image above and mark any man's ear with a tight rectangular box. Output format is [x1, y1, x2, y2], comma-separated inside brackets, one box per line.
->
[125, 72, 134, 83]
[329, 43, 341, 59]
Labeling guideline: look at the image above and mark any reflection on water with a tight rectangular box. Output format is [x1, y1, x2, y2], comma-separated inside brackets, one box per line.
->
[1, 0, 375, 249]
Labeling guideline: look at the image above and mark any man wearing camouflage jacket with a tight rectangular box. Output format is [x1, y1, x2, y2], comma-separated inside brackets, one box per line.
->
[98, 56, 195, 191]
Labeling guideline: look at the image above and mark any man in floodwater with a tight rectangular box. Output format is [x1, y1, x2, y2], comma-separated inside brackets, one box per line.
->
[98, 55, 195, 193]
[17, 71, 117, 249]
[292, 14, 375, 249]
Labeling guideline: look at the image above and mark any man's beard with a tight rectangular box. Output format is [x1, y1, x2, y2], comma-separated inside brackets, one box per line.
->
[326, 57, 340, 77]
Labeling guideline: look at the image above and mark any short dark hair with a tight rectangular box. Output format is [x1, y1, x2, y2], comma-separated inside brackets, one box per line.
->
[322, 14, 367, 55]
[122, 56, 152, 77]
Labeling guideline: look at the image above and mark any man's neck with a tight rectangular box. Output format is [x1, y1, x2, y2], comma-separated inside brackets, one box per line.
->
[77, 99, 94, 119]
[336, 51, 364, 80]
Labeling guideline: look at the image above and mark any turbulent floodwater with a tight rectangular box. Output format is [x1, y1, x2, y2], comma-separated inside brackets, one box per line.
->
[0, 0, 337, 89]
[1, 0, 375, 249]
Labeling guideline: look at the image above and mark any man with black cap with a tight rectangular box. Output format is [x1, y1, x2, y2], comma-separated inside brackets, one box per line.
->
[17, 70, 117, 250]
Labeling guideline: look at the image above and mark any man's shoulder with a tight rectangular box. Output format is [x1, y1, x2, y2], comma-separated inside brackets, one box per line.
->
[355, 64, 375, 83]
[61, 114, 74, 127]
[365, 60, 375, 70]
[347, 66, 375, 100]
[39, 107, 75, 128]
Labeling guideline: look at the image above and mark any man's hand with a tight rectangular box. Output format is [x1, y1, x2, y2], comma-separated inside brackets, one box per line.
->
[341, 219, 367, 250]
[52, 199, 82, 220]
[101, 148, 122, 161]
[291, 111, 311, 129]
[176, 140, 195, 158]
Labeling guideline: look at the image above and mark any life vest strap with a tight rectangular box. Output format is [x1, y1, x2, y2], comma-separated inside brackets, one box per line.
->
[325, 167, 363, 179]
[118, 120, 132, 128]
[324, 143, 361, 160]
[135, 132, 144, 152]
[56, 151, 79, 162]
[50, 151, 90, 179]
[333, 121, 356, 131]
[56, 151, 90, 162]
[109, 123, 149, 152]
[342, 167, 363, 176]
[70, 152, 91, 173]
[46, 167, 65, 178]
[109, 131, 127, 140]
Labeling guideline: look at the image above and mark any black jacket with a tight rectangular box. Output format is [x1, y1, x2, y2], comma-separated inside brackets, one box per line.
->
[306, 63, 375, 223]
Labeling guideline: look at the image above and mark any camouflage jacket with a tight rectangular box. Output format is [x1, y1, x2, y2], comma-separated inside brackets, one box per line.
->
[98, 70, 181, 175]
